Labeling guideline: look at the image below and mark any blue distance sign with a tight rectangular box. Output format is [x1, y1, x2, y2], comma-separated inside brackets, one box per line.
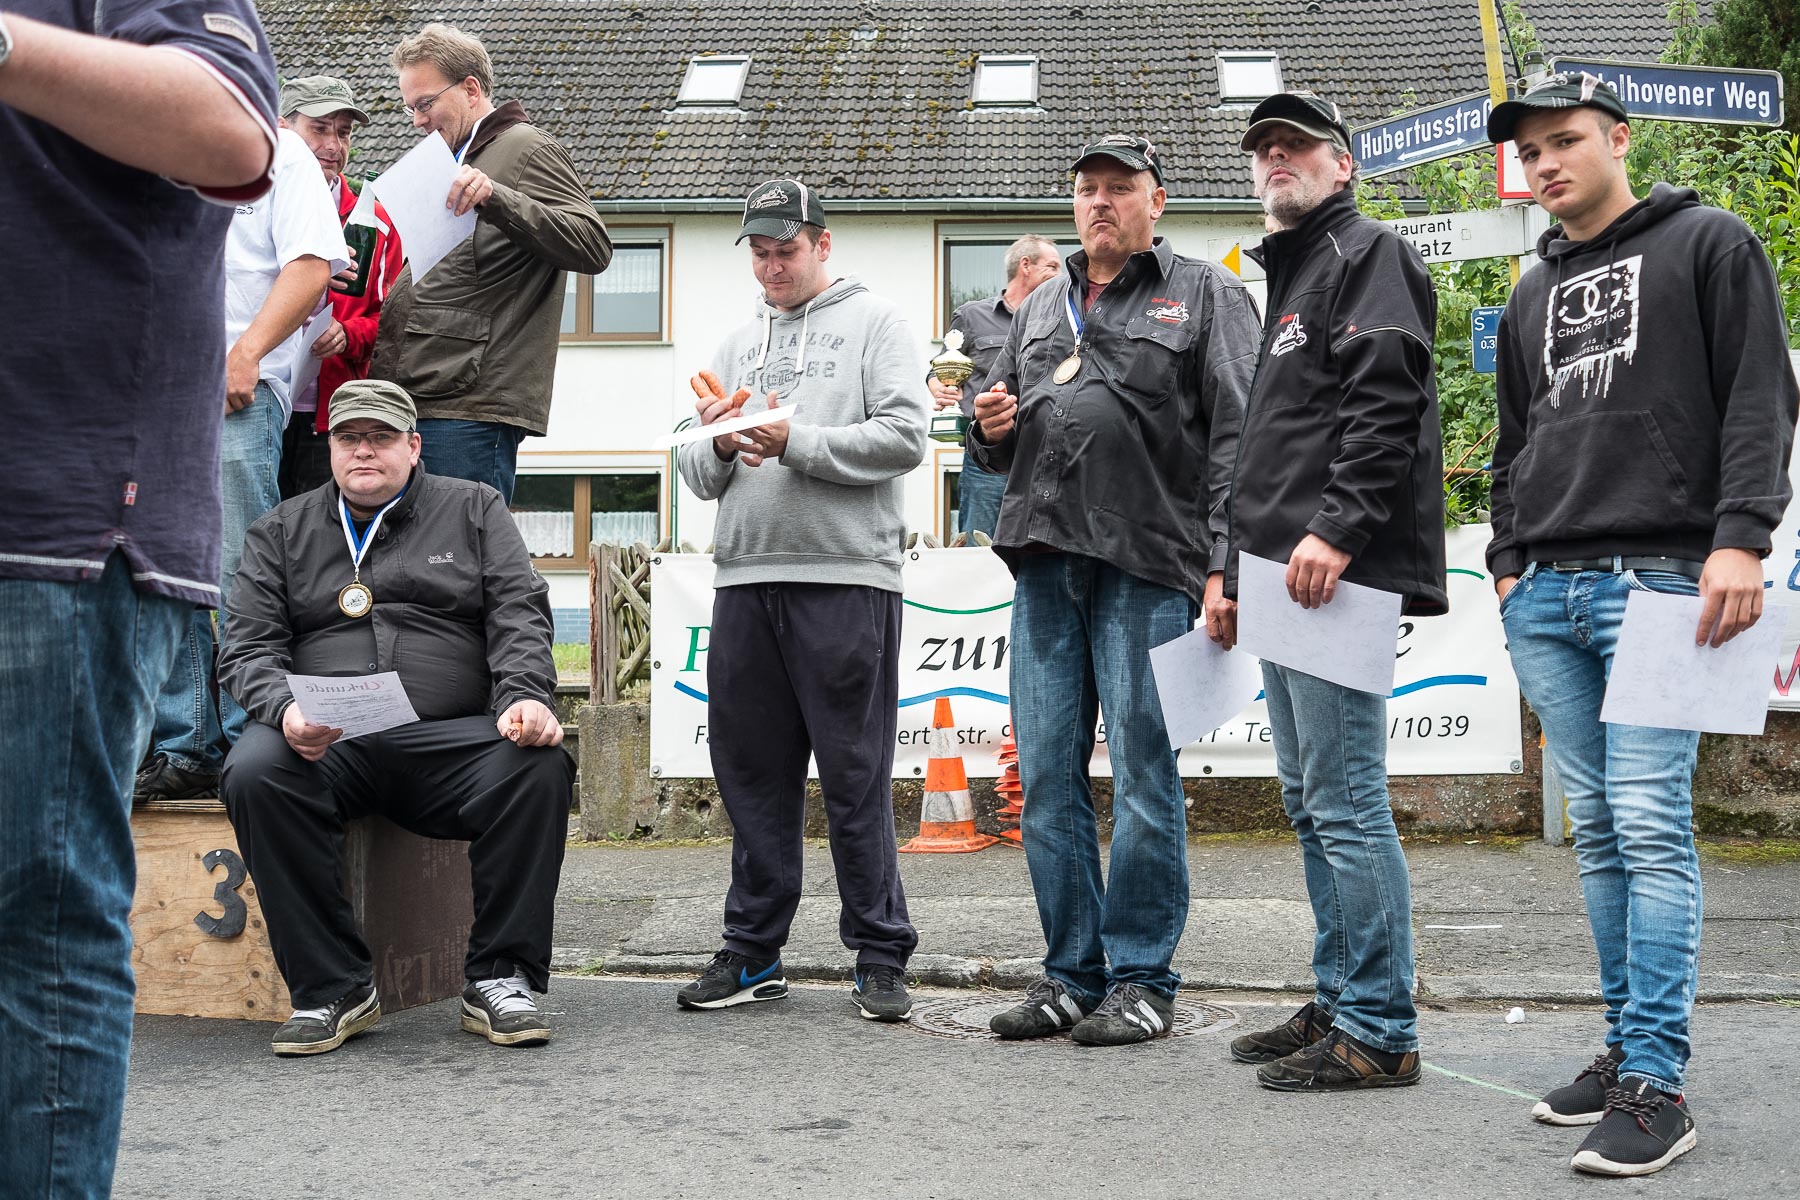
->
[1352, 92, 1495, 179]
[1551, 57, 1784, 127]
[1472, 306, 1504, 375]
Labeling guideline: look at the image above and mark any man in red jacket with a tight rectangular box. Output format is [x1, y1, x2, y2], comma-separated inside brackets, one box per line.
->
[277, 75, 405, 499]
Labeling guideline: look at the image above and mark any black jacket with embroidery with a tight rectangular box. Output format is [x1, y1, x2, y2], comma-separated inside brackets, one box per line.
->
[1228, 189, 1448, 616]
[968, 238, 1260, 607]
[1485, 183, 1798, 581]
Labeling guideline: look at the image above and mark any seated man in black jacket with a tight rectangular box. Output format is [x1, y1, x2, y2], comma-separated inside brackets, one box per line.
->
[219, 379, 572, 1057]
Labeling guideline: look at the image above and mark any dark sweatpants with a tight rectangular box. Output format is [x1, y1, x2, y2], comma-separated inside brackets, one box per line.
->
[708, 582, 916, 969]
[222, 716, 572, 1009]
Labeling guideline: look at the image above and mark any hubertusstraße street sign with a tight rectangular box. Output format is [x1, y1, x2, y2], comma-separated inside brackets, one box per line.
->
[1382, 206, 1552, 266]
[1551, 57, 1784, 127]
[1352, 91, 1494, 179]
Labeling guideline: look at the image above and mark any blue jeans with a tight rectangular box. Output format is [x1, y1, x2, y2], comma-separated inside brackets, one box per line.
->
[1502, 563, 1703, 1092]
[150, 383, 284, 769]
[958, 459, 1007, 539]
[0, 556, 188, 1199]
[1010, 553, 1193, 1002]
[1262, 662, 1419, 1053]
[416, 418, 527, 503]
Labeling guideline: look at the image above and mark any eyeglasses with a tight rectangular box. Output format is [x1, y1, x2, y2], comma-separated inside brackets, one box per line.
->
[403, 80, 461, 118]
[330, 429, 410, 450]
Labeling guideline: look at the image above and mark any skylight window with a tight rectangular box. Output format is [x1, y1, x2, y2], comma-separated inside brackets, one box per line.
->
[678, 55, 750, 107]
[972, 56, 1038, 107]
[1217, 52, 1283, 103]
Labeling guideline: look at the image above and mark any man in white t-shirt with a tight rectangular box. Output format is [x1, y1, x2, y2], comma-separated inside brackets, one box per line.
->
[138, 125, 345, 801]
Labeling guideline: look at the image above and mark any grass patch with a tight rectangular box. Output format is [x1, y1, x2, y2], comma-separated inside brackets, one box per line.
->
[1696, 838, 1800, 866]
[553, 642, 588, 677]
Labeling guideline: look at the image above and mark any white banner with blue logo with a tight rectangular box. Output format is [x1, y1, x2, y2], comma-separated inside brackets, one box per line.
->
[650, 525, 1525, 779]
[1762, 353, 1800, 708]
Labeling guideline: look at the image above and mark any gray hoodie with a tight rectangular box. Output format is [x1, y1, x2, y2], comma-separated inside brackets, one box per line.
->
[678, 276, 929, 591]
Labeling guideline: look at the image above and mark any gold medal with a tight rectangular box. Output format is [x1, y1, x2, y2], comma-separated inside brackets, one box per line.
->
[1053, 353, 1082, 384]
[338, 581, 373, 619]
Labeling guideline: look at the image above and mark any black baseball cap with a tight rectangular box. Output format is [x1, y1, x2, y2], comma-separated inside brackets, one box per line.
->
[1071, 135, 1165, 185]
[1239, 91, 1351, 151]
[1488, 71, 1629, 143]
[737, 178, 827, 243]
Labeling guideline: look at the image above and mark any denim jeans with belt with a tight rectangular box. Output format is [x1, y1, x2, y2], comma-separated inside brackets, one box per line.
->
[149, 382, 285, 769]
[1010, 553, 1193, 1003]
[1502, 562, 1704, 1092]
[0, 556, 188, 1198]
[1261, 661, 1419, 1053]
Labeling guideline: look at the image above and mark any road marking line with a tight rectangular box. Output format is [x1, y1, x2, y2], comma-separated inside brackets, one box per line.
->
[1424, 1061, 1542, 1102]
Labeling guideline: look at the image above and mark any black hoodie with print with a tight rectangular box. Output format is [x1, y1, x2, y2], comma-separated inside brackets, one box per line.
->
[1486, 183, 1799, 581]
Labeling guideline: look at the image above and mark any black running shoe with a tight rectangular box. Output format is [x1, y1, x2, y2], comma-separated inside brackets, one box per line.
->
[1533, 1045, 1624, 1126]
[270, 983, 380, 1057]
[134, 755, 220, 803]
[852, 963, 913, 1022]
[461, 974, 551, 1046]
[990, 976, 1094, 1040]
[1070, 982, 1175, 1046]
[1256, 1027, 1421, 1091]
[1571, 1079, 1697, 1176]
[1229, 1000, 1333, 1064]
[675, 949, 788, 1010]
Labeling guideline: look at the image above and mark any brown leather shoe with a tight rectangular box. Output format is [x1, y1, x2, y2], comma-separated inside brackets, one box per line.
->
[1256, 1027, 1421, 1091]
[1229, 1000, 1333, 1064]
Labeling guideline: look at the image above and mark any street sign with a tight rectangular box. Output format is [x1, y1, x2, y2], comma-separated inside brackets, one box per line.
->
[1383, 206, 1551, 266]
[1352, 92, 1495, 179]
[1496, 139, 1532, 200]
[1472, 306, 1504, 373]
[1550, 57, 1784, 127]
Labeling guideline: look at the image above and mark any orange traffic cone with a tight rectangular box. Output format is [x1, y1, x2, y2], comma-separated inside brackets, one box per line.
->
[994, 719, 1024, 845]
[901, 697, 1000, 853]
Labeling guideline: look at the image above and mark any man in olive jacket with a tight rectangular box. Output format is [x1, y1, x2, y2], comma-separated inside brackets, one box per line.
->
[372, 22, 612, 501]
[219, 380, 572, 1059]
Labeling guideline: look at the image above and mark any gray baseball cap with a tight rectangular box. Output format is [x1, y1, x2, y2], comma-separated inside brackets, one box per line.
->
[738, 178, 827, 242]
[328, 380, 416, 431]
[280, 75, 371, 125]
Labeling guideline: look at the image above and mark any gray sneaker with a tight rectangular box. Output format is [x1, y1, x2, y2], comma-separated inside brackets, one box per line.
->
[990, 976, 1094, 1040]
[270, 983, 380, 1057]
[1070, 982, 1175, 1046]
[461, 974, 551, 1046]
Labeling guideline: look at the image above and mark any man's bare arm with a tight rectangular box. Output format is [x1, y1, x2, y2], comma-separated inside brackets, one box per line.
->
[0, 13, 269, 186]
[226, 257, 330, 410]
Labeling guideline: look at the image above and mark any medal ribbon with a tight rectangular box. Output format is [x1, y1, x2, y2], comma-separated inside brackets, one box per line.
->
[1063, 290, 1085, 346]
[340, 489, 407, 584]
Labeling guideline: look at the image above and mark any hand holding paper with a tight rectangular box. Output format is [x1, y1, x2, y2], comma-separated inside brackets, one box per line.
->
[1236, 551, 1403, 695]
[1601, 592, 1783, 734]
[285, 672, 420, 742]
[1149, 628, 1265, 750]
[368, 133, 478, 283]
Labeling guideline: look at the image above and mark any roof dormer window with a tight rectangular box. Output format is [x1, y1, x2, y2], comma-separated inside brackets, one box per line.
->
[1217, 52, 1283, 104]
[678, 55, 750, 107]
[972, 55, 1038, 107]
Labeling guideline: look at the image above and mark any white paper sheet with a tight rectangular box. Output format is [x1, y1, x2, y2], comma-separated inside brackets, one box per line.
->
[285, 672, 420, 740]
[368, 134, 478, 283]
[1236, 552, 1403, 696]
[1600, 593, 1785, 734]
[653, 404, 798, 449]
[287, 308, 337, 410]
[1148, 628, 1266, 750]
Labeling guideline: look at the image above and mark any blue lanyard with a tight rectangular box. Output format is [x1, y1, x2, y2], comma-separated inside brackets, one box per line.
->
[1064, 290, 1085, 343]
[339, 486, 407, 575]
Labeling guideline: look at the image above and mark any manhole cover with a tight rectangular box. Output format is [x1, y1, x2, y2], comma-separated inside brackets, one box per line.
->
[905, 996, 1240, 1041]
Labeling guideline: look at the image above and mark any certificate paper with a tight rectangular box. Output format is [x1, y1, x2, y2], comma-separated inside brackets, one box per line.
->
[1236, 552, 1404, 696]
[285, 672, 420, 740]
[1600, 593, 1784, 735]
[1148, 628, 1265, 750]
[368, 133, 478, 283]
[653, 404, 798, 449]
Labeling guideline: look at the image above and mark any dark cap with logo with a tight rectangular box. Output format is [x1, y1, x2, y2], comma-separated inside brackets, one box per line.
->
[738, 178, 827, 243]
[1488, 71, 1629, 144]
[1071, 134, 1165, 185]
[1239, 92, 1351, 151]
[280, 74, 371, 125]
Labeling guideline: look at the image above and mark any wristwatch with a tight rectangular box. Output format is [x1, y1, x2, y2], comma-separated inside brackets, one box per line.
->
[0, 15, 14, 71]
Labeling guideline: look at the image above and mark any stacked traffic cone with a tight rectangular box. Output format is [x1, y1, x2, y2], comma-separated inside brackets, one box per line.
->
[994, 718, 1024, 845]
[900, 697, 1000, 853]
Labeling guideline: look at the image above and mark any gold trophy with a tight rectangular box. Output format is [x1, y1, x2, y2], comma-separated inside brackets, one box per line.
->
[929, 328, 975, 444]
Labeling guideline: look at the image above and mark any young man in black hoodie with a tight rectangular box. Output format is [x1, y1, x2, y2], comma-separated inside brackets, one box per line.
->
[1486, 73, 1798, 1177]
[1223, 93, 1446, 1091]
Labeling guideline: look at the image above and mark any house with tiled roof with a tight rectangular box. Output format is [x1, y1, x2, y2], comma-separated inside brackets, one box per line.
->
[257, 0, 1693, 619]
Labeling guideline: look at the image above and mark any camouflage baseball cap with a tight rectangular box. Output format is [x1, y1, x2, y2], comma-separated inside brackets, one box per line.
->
[280, 75, 371, 125]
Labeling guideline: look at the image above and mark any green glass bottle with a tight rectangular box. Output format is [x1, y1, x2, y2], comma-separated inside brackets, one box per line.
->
[340, 221, 377, 298]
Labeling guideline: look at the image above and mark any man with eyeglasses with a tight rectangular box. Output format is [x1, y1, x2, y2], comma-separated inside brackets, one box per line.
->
[370, 22, 612, 502]
[217, 378, 573, 1057]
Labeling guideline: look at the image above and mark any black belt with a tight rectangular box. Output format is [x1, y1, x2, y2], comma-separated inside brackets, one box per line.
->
[1539, 556, 1705, 581]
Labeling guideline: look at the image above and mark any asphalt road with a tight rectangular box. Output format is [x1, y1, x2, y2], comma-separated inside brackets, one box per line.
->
[117, 979, 1799, 1199]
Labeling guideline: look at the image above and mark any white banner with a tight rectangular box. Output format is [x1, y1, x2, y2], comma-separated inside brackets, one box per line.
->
[650, 527, 1524, 779]
[1763, 351, 1800, 708]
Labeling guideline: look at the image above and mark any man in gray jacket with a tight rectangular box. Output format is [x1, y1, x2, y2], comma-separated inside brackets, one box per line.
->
[219, 380, 572, 1058]
[372, 23, 612, 501]
[674, 179, 929, 1023]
